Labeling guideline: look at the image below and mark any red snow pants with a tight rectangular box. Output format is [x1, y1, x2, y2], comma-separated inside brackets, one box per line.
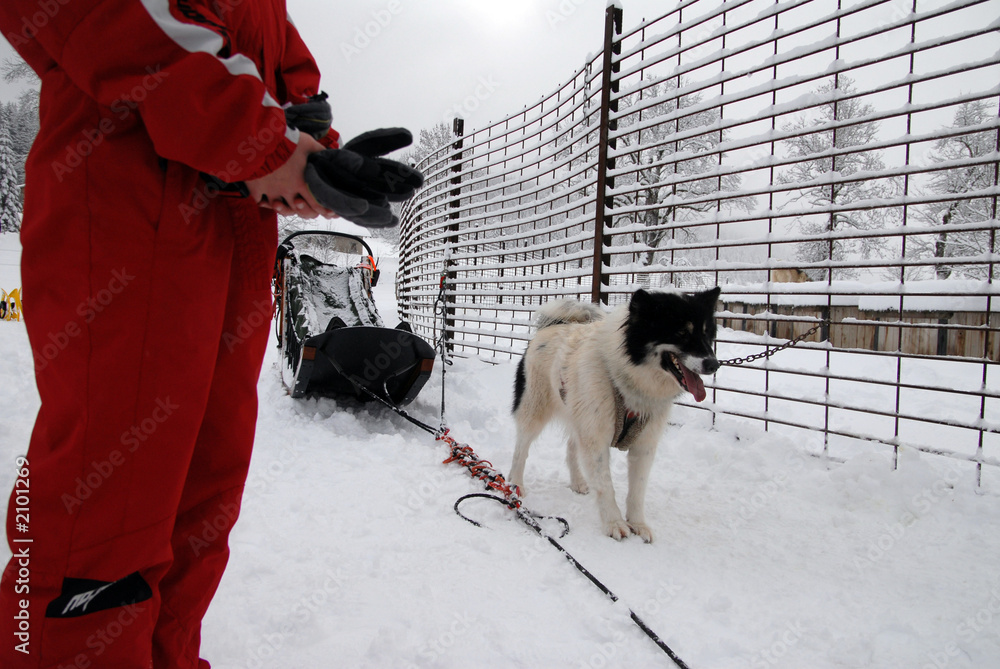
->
[0, 164, 277, 668]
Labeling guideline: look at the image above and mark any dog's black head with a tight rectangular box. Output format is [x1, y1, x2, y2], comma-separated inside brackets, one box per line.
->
[622, 287, 721, 402]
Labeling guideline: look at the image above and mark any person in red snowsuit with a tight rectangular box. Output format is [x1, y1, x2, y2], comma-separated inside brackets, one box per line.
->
[0, 1, 338, 666]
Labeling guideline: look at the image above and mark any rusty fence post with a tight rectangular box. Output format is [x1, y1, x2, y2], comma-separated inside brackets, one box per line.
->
[444, 116, 465, 354]
[591, 4, 623, 305]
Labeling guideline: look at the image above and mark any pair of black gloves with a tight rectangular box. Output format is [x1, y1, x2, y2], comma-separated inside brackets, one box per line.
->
[278, 93, 424, 228]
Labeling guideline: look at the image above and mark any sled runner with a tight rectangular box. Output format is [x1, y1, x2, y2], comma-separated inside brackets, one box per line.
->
[273, 230, 435, 405]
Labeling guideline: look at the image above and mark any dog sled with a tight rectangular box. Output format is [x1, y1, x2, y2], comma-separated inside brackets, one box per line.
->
[273, 230, 435, 405]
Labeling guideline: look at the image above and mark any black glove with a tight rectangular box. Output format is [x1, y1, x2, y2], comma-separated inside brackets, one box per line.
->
[304, 128, 424, 228]
[284, 92, 332, 140]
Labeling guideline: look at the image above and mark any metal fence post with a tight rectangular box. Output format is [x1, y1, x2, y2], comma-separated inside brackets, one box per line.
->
[591, 4, 623, 305]
[444, 117, 465, 353]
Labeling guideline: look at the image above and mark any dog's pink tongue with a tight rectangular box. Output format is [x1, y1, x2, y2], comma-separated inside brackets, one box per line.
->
[681, 365, 707, 402]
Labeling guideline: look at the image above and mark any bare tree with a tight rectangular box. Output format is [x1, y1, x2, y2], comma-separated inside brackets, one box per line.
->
[779, 78, 901, 280]
[402, 122, 455, 167]
[909, 100, 998, 280]
[383, 122, 458, 248]
[613, 79, 753, 268]
[2, 57, 36, 85]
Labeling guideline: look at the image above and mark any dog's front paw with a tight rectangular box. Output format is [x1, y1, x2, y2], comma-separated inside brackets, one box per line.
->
[570, 480, 589, 495]
[606, 519, 632, 541]
[628, 521, 655, 543]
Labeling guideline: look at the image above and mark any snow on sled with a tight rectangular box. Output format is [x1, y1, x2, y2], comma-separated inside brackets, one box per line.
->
[273, 230, 435, 405]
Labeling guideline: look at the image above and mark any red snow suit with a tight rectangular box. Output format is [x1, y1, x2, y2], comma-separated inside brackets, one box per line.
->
[0, 1, 337, 667]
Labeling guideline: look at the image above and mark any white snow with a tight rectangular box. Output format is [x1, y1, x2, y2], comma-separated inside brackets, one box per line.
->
[1, 232, 1000, 668]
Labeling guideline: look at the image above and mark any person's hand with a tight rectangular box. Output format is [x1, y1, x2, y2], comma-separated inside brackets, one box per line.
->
[245, 132, 335, 219]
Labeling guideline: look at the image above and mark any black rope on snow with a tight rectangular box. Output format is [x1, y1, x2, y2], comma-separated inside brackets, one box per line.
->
[453, 493, 515, 528]
[453, 493, 570, 539]
[316, 349, 441, 437]
[451, 468, 689, 667]
[504, 500, 693, 669]
[630, 612, 693, 669]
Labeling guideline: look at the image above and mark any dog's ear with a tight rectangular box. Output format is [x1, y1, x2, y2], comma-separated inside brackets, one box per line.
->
[629, 289, 651, 315]
[696, 287, 721, 309]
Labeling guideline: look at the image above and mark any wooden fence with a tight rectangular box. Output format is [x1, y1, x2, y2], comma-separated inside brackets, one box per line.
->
[720, 301, 1000, 361]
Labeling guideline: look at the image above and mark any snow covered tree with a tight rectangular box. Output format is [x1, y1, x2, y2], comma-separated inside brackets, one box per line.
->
[2, 56, 40, 187]
[779, 78, 902, 280]
[8, 92, 39, 184]
[381, 123, 458, 248]
[401, 122, 456, 168]
[909, 100, 998, 280]
[613, 79, 753, 268]
[2, 57, 36, 86]
[0, 120, 22, 232]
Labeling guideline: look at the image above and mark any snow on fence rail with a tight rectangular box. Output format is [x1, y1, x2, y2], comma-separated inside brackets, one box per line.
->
[398, 0, 1000, 488]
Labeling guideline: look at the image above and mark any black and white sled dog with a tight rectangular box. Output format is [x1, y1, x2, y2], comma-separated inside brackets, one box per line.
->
[510, 287, 721, 542]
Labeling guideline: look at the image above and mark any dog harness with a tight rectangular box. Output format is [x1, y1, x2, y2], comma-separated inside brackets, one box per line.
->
[559, 371, 647, 450]
[613, 387, 648, 451]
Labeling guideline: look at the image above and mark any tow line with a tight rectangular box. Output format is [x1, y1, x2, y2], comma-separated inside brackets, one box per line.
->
[314, 274, 692, 668]
[439, 433, 691, 669]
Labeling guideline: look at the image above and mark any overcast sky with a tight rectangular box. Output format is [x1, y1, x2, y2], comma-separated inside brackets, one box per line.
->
[294, 0, 673, 140]
[0, 0, 668, 142]
[4, 1, 992, 147]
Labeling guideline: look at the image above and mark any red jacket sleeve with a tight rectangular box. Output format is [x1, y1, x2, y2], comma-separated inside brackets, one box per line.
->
[279, 17, 340, 150]
[0, 0, 298, 181]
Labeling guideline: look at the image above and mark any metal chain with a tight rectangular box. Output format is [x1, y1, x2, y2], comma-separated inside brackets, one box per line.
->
[719, 319, 831, 367]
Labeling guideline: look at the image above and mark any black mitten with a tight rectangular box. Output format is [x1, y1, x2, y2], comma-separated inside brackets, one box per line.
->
[284, 92, 332, 140]
[304, 128, 424, 228]
[342, 127, 414, 158]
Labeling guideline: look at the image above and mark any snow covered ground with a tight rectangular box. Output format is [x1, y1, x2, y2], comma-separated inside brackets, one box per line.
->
[2, 231, 1000, 668]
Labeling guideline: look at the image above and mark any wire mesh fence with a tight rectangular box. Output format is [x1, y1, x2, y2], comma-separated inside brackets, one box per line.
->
[398, 0, 1000, 488]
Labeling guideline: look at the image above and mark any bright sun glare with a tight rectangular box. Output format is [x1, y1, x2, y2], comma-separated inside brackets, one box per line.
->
[471, 0, 541, 29]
